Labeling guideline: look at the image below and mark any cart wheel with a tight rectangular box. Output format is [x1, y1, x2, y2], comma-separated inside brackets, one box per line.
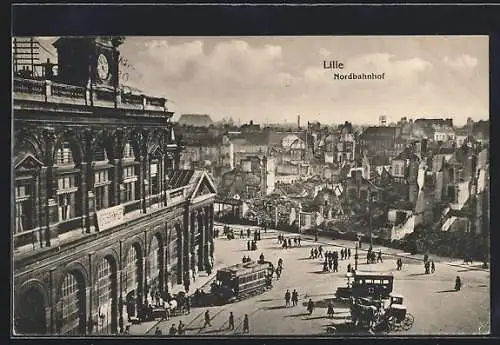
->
[387, 317, 398, 331]
[402, 313, 414, 331]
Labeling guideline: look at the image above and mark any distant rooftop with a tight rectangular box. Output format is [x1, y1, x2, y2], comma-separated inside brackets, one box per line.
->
[178, 114, 214, 127]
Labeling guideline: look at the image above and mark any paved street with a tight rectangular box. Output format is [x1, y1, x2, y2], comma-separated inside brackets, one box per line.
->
[131, 224, 490, 336]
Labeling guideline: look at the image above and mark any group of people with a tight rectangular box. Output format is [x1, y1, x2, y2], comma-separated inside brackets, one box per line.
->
[423, 254, 436, 274]
[278, 234, 302, 248]
[366, 249, 383, 264]
[155, 320, 185, 336]
[246, 240, 258, 251]
[284, 289, 300, 307]
[240, 228, 262, 241]
[310, 245, 324, 259]
[340, 247, 351, 260]
[395, 257, 404, 270]
[242, 255, 253, 263]
[204, 310, 250, 333]
[322, 250, 340, 272]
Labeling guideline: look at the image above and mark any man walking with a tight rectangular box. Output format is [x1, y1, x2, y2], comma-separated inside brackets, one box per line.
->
[228, 312, 235, 330]
[292, 289, 299, 307]
[431, 260, 436, 273]
[203, 310, 212, 328]
[177, 321, 185, 335]
[348, 248, 351, 259]
[243, 314, 250, 333]
[285, 289, 291, 307]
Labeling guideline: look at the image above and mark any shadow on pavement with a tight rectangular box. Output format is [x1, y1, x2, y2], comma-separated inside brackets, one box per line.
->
[436, 289, 458, 293]
[285, 312, 310, 318]
[407, 272, 428, 277]
[257, 298, 276, 302]
[301, 298, 338, 308]
[302, 315, 326, 320]
[264, 305, 287, 310]
[321, 323, 373, 335]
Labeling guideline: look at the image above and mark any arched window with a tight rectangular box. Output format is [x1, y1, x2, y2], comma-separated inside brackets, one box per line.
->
[123, 141, 135, 160]
[97, 257, 116, 334]
[149, 236, 160, 284]
[61, 272, 85, 335]
[56, 141, 73, 166]
[125, 246, 141, 292]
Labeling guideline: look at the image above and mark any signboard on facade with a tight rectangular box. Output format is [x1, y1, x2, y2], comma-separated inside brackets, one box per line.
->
[96, 204, 124, 231]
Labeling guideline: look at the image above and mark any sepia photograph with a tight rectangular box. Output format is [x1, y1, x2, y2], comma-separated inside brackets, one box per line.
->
[12, 34, 490, 337]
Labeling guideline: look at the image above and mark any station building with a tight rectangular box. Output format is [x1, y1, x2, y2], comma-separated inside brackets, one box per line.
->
[12, 37, 217, 335]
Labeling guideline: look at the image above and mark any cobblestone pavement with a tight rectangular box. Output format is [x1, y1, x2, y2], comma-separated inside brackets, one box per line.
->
[130, 224, 490, 336]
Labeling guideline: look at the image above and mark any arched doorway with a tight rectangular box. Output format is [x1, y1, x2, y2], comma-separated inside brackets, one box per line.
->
[15, 286, 46, 335]
[96, 256, 118, 334]
[59, 271, 86, 335]
[124, 244, 143, 321]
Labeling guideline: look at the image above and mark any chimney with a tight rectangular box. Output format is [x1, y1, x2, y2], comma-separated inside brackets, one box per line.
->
[298, 115, 301, 130]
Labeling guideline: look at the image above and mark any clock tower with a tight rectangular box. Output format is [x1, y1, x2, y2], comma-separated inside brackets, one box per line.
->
[53, 36, 123, 89]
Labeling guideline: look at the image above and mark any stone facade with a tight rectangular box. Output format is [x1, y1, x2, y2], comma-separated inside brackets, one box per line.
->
[12, 38, 217, 336]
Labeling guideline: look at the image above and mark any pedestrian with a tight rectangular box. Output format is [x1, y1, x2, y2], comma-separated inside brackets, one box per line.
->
[264, 226, 267, 234]
[285, 289, 291, 307]
[294, 238, 297, 246]
[333, 260, 338, 272]
[276, 265, 282, 280]
[288, 238, 292, 248]
[177, 321, 185, 335]
[247, 228, 251, 239]
[240, 229, 243, 239]
[203, 310, 211, 328]
[307, 298, 315, 315]
[314, 248, 318, 259]
[292, 289, 299, 306]
[155, 327, 162, 335]
[329, 260, 333, 271]
[243, 314, 250, 333]
[424, 260, 430, 274]
[348, 248, 351, 259]
[431, 260, 435, 273]
[366, 251, 371, 264]
[377, 250, 383, 263]
[185, 296, 191, 314]
[247, 240, 251, 251]
[314, 233, 318, 242]
[310, 248, 315, 259]
[169, 323, 177, 335]
[341, 248, 345, 260]
[278, 258, 283, 268]
[298, 237, 302, 247]
[327, 302, 335, 318]
[347, 263, 352, 273]
[228, 312, 235, 330]
[318, 246, 323, 258]
[259, 253, 265, 262]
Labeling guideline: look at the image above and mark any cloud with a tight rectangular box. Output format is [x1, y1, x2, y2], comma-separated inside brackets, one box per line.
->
[348, 53, 432, 80]
[443, 54, 478, 69]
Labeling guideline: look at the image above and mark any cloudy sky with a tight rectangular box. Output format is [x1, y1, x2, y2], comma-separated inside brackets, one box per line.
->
[36, 36, 488, 126]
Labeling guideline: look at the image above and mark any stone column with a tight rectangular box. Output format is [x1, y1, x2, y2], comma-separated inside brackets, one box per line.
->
[198, 210, 206, 271]
[208, 205, 215, 260]
[45, 165, 59, 246]
[189, 211, 197, 275]
[183, 213, 191, 286]
[137, 157, 146, 213]
[118, 240, 124, 333]
[176, 224, 183, 285]
[143, 231, 149, 306]
[87, 252, 94, 335]
[112, 159, 121, 207]
[80, 162, 91, 233]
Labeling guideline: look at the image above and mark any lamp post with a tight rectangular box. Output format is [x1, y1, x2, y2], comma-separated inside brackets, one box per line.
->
[354, 239, 359, 271]
[369, 192, 373, 251]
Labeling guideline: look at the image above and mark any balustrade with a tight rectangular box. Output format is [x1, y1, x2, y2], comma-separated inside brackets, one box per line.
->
[13, 77, 169, 114]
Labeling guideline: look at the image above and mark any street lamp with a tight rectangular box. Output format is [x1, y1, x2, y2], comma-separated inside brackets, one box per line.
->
[369, 192, 373, 251]
[354, 239, 359, 271]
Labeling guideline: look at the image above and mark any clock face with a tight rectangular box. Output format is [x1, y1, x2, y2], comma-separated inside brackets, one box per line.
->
[97, 54, 110, 81]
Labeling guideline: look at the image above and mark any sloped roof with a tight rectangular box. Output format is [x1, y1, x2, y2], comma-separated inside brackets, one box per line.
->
[167, 169, 195, 189]
[178, 114, 213, 127]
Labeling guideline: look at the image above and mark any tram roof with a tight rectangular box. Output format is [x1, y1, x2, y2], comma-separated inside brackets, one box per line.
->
[353, 271, 394, 278]
[218, 261, 269, 276]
